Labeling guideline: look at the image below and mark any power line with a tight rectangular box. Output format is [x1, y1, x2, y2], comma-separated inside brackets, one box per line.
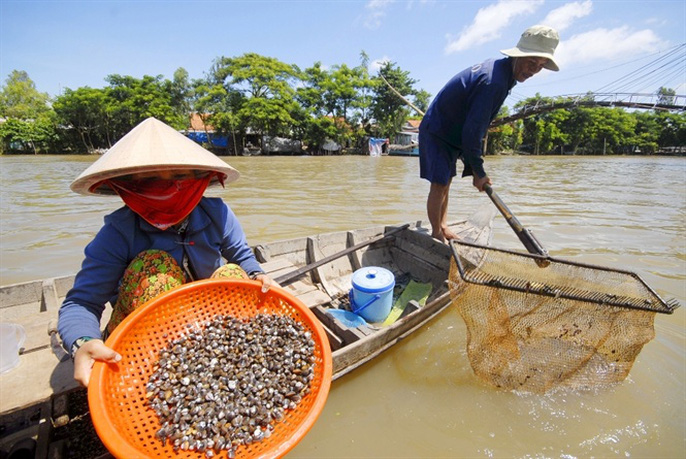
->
[524, 44, 685, 89]
[593, 44, 685, 94]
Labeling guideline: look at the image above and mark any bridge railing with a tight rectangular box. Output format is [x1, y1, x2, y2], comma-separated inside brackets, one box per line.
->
[493, 92, 685, 126]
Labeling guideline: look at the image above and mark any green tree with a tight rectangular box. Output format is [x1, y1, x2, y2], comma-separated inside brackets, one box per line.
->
[372, 62, 418, 138]
[516, 94, 555, 154]
[0, 112, 60, 154]
[413, 89, 431, 114]
[656, 86, 676, 107]
[53, 86, 109, 152]
[355, 51, 376, 134]
[296, 62, 330, 117]
[171, 67, 193, 121]
[655, 111, 686, 148]
[541, 108, 570, 154]
[485, 107, 516, 154]
[193, 79, 244, 154]
[632, 111, 661, 154]
[0, 70, 58, 154]
[210, 53, 300, 150]
[104, 74, 184, 141]
[0, 70, 50, 120]
[295, 62, 339, 152]
[585, 107, 636, 154]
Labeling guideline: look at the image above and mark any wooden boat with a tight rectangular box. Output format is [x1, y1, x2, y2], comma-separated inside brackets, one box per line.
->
[0, 209, 494, 456]
[388, 144, 419, 156]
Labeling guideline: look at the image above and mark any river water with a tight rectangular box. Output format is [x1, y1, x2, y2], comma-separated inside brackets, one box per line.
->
[1, 154, 684, 457]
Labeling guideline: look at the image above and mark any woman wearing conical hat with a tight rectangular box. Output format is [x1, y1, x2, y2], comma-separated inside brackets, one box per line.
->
[58, 117, 276, 387]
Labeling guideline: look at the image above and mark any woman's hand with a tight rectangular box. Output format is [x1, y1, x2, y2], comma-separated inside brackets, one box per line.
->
[254, 274, 279, 293]
[73, 339, 122, 387]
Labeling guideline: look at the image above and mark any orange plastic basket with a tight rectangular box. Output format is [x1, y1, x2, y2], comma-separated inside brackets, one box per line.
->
[88, 279, 332, 458]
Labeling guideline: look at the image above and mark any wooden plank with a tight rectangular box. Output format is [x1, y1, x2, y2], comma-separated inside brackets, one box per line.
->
[16, 310, 57, 353]
[0, 347, 77, 414]
[293, 289, 332, 308]
[0, 280, 42, 309]
[318, 323, 344, 352]
[41, 279, 60, 312]
[399, 300, 421, 319]
[281, 281, 317, 297]
[311, 306, 371, 345]
[311, 305, 366, 345]
[253, 237, 309, 265]
[346, 231, 362, 272]
[331, 291, 453, 379]
[311, 306, 339, 333]
[260, 258, 297, 274]
[54, 275, 76, 297]
[307, 237, 337, 298]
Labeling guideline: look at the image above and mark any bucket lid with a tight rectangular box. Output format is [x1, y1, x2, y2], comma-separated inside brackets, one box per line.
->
[351, 267, 395, 293]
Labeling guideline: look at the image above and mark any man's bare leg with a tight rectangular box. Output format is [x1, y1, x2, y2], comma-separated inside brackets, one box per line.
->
[427, 180, 458, 242]
[439, 183, 459, 240]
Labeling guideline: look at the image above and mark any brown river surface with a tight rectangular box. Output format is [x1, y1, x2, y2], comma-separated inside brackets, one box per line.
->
[1, 154, 684, 457]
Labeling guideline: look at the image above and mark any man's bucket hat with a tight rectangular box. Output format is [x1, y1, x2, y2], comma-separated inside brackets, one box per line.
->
[71, 117, 240, 196]
[501, 25, 560, 71]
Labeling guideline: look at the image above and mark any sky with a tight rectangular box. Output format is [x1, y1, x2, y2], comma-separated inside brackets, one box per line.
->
[1, 0, 685, 111]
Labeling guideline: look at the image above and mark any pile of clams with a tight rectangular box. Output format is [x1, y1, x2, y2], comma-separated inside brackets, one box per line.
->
[145, 313, 316, 457]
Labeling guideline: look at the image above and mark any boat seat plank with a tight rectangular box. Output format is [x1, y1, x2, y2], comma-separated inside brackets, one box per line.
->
[293, 289, 332, 309]
[259, 258, 297, 275]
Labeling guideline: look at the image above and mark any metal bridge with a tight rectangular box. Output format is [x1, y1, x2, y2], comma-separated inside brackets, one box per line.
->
[492, 92, 686, 127]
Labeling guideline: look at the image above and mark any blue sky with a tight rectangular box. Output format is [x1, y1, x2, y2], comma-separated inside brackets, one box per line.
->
[1, 0, 684, 110]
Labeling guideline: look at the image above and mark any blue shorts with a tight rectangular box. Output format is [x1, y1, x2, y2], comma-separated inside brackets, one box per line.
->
[419, 130, 460, 185]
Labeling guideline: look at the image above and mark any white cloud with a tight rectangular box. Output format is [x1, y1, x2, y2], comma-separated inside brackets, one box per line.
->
[445, 0, 544, 54]
[541, 0, 593, 32]
[367, 0, 395, 8]
[555, 26, 667, 67]
[364, 0, 396, 30]
[407, 0, 433, 8]
[370, 56, 391, 73]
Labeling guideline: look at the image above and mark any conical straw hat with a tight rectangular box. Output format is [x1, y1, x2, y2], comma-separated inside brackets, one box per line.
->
[71, 117, 240, 196]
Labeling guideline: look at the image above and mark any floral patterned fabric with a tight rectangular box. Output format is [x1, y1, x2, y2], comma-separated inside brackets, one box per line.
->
[104, 250, 248, 336]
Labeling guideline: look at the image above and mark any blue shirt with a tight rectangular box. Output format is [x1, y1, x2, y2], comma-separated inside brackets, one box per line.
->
[58, 197, 263, 350]
[420, 57, 515, 178]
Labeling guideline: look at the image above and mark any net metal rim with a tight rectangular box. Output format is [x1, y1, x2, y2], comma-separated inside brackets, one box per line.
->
[450, 240, 678, 314]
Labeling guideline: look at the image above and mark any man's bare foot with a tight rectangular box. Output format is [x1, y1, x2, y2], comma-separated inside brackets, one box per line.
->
[443, 228, 459, 241]
[431, 231, 446, 243]
[431, 228, 459, 243]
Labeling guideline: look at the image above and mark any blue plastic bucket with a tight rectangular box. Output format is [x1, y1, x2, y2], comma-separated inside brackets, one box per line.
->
[349, 267, 395, 323]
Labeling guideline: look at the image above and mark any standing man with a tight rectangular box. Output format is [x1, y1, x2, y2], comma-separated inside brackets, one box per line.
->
[419, 25, 560, 241]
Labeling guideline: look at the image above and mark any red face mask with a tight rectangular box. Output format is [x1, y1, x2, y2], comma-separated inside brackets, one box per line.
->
[104, 173, 216, 230]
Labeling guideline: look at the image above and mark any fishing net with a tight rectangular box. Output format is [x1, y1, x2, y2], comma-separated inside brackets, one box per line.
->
[448, 241, 678, 393]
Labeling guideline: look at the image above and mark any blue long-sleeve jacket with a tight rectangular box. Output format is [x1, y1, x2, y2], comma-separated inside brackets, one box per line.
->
[420, 57, 515, 178]
[58, 197, 263, 350]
